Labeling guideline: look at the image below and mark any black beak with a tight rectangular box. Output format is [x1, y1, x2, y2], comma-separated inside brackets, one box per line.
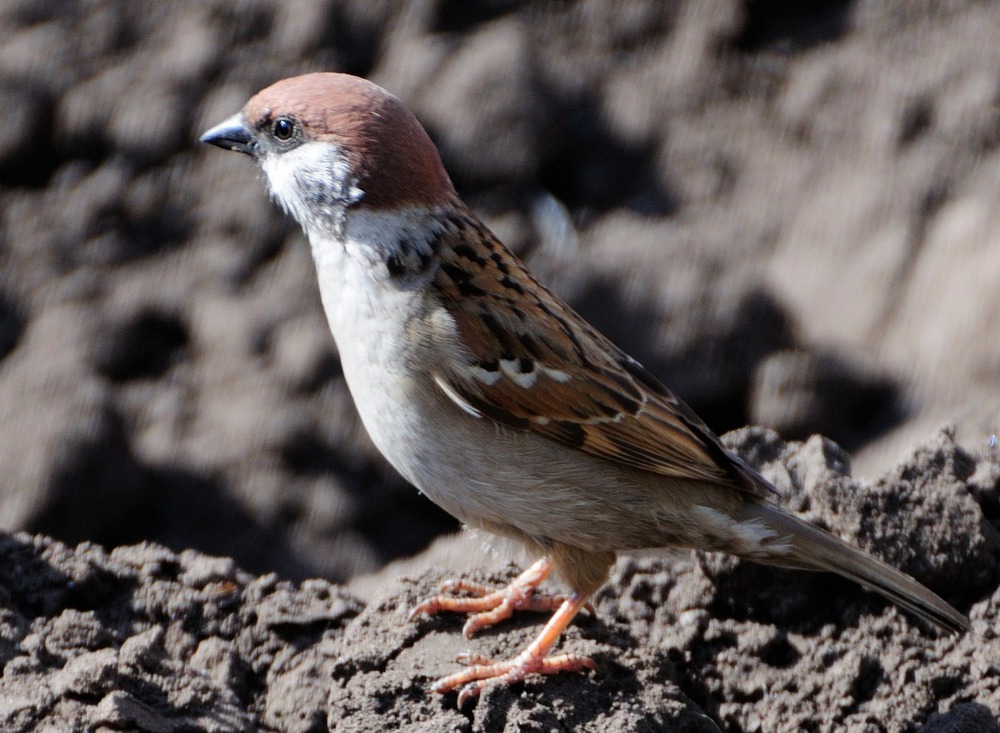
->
[200, 114, 257, 155]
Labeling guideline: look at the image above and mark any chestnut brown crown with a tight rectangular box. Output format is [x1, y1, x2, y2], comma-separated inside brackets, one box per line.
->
[243, 73, 457, 210]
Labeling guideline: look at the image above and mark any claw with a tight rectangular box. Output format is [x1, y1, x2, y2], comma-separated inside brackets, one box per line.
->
[433, 592, 596, 706]
[453, 654, 598, 707]
[455, 652, 494, 666]
[408, 558, 598, 705]
[408, 557, 572, 636]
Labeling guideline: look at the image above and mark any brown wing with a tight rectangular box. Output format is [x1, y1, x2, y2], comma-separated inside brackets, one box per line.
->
[430, 211, 770, 499]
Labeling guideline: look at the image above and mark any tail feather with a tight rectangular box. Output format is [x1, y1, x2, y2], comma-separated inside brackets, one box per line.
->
[737, 502, 970, 634]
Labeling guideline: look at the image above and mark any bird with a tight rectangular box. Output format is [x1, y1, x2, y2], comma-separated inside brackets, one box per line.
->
[200, 72, 969, 706]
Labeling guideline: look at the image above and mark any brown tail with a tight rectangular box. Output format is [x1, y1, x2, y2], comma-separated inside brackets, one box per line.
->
[736, 501, 970, 634]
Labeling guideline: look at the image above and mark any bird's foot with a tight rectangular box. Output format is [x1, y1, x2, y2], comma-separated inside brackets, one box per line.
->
[439, 648, 597, 707]
[430, 591, 596, 707]
[408, 556, 592, 637]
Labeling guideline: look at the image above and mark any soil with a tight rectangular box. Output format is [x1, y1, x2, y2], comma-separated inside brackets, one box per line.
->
[1, 1, 999, 730]
[1, 428, 998, 731]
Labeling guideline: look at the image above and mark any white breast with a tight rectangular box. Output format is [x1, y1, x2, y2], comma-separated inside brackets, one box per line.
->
[305, 208, 697, 553]
[307, 209, 468, 498]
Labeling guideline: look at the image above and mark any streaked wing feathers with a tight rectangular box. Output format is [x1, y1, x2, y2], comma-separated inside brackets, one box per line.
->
[430, 211, 768, 498]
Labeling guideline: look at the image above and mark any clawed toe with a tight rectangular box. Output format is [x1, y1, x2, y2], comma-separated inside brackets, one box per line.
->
[431, 587, 595, 705]
[408, 557, 598, 706]
[436, 649, 597, 707]
[408, 557, 566, 636]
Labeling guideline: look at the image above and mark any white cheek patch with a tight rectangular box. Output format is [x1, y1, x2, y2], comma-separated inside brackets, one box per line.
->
[261, 153, 300, 216]
[260, 143, 359, 234]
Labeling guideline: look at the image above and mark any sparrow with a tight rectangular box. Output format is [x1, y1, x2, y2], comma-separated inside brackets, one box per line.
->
[201, 72, 969, 706]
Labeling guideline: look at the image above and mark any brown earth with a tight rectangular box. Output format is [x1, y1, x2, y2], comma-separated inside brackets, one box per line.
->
[1, 0, 999, 730]
[1, 427, 998, 731]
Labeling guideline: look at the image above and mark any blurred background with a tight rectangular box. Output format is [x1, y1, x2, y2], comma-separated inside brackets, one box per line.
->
[1, 0, 998, 581]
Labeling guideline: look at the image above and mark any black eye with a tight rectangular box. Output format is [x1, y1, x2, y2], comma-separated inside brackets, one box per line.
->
[272, 117, 295, 140]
